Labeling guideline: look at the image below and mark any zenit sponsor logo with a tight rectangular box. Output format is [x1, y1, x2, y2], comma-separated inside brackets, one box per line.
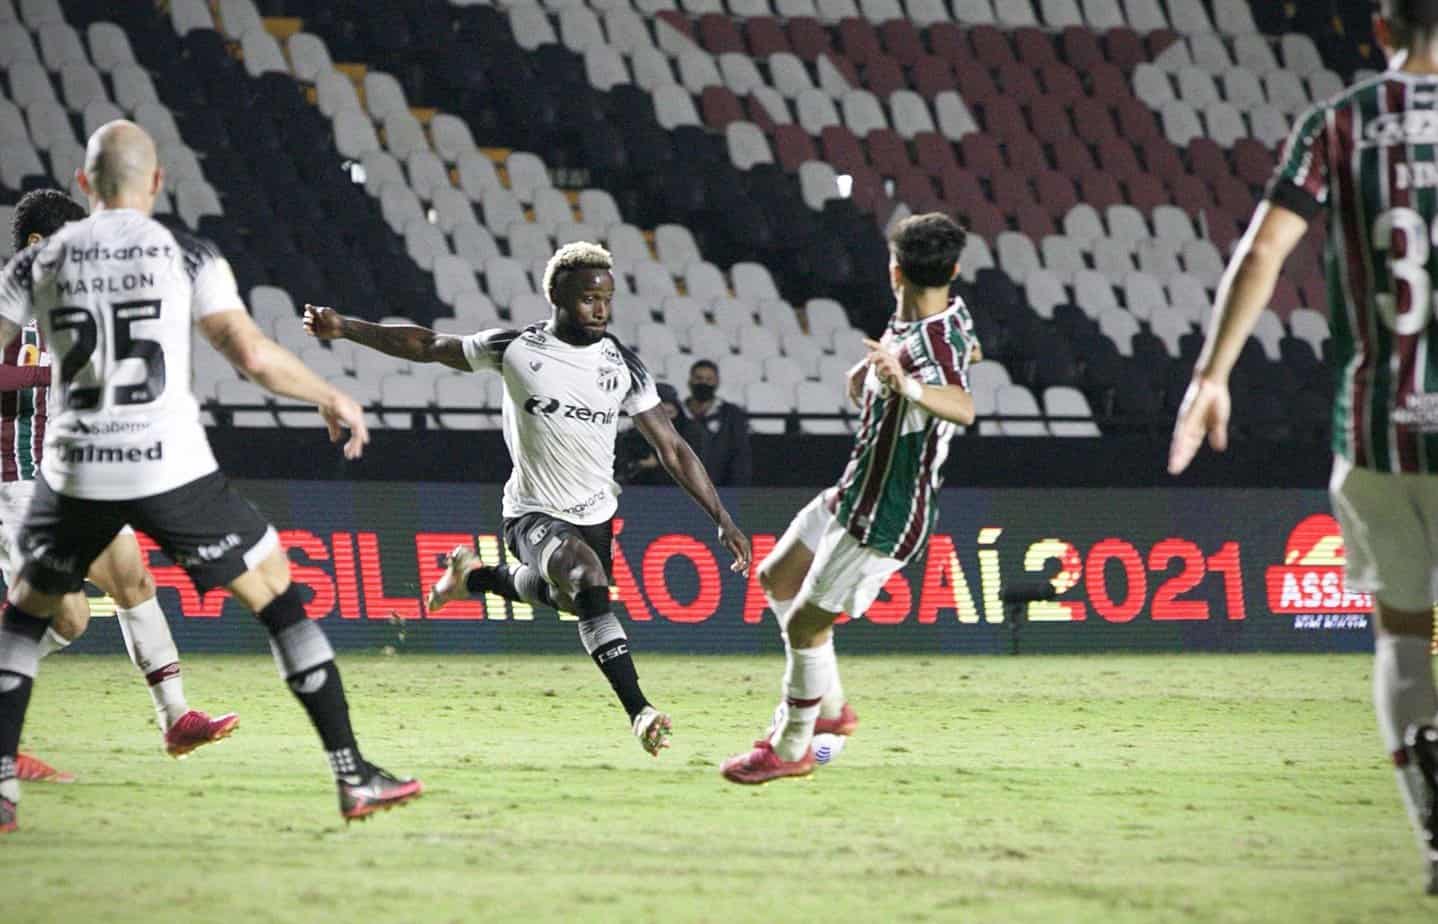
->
[1264, 514, 1371, 629]
[523, 395, 617, 424]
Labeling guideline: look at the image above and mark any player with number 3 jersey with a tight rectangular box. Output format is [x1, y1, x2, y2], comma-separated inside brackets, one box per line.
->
[1169, 0, 1438, 895]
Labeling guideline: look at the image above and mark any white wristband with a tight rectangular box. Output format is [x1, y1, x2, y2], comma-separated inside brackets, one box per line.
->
[901, 377, 923, 402]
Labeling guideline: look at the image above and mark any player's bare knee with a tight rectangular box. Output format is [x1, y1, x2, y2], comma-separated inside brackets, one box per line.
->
[50, 594, 91, 640]
[785, 601, 836, 648]
[228, 546, 293, 612]
[1375, 601, 1436, 639]
[109, 566, 155, 609]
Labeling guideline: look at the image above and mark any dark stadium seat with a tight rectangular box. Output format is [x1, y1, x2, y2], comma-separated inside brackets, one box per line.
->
[913, 131, 959, 175]
[1028, 96, 1072, 144]
[837, 18, 883, 67]
[912, 55, 955, 99]
[1012, 27, 1058, 67]
[878, 20, 923, 66]
[1059, 25, 1104, 70]
[969, 25, 1015, 69]
[744, 17, 790, 57]
[773, 124, 817, 170]
[786, 17, 832, 61]
[699, 14, 745, 54]
[861, 55, 905, 97]
[927, 23, 966, 65]
[700, 86, 744, 129]
[864, 128, 910, 176]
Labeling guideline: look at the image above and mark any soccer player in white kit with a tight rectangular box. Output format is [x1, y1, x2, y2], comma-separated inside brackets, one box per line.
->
[4, 190, 239, 785]
[721, 213, 978, 784]
[304, 241, 752, 755]
[1170, 0, 1438, 893]
[0, 122, 422, 833]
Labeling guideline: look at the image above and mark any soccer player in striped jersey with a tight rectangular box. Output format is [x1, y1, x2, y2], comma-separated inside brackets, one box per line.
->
[4, 191, 238, 784]
[1169, 0, 1438, 893]
[722, 213, 977, 784]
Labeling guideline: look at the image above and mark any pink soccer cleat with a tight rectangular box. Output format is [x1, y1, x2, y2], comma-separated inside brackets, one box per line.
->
[164, 710, 240, 759]
[721, 739, 815, 785]
[814, 702, 859, 737]
[16, 752, 75, 783]
[339, 764, 424, 822]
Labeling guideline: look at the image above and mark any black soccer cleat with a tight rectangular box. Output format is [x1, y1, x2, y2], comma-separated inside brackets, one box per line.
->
[1404, 723, 1438, 894]
[338, 763, 423, 822]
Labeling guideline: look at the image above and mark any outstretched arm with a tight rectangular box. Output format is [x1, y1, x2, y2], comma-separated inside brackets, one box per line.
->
[633, 405, 752, 574]
[304, 304, 471, 372]
[1168, 202, 1309, 475]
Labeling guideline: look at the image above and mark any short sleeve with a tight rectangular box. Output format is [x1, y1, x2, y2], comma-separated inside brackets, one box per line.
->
[616, 340, 660, 415]
[460, 328, 518, 373]
[175, 231, 243, 319]
[1266, 104, 1329, 221]
[0, 249, 37, 328]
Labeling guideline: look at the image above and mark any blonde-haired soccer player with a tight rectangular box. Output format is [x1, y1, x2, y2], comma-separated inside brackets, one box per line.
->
[305, 241, 752, 755]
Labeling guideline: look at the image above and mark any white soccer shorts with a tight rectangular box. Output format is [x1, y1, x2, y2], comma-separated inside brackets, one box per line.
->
[781, 491, 906, 618]
[0, 480, 36, 588]
[1329, 456, 1438, 612]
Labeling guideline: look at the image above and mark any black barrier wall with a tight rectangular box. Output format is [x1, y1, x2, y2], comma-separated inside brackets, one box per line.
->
[54, 482, 1374, 656]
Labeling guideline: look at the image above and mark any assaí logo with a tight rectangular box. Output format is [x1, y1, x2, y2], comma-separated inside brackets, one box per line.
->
[1264, 514, 1371, 630]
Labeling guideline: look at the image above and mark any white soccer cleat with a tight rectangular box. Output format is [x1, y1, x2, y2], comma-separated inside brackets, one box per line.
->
[427, 545, 479, 613]
[632, 706, 672, 757]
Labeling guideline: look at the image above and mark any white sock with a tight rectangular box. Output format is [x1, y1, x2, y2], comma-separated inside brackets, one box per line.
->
[817, 638, 845, 719]
[1374, 632, 1438, 858]
[37, 627, 72, 659]
[772, 643, 834, 761]
[116, 597, 188, 730]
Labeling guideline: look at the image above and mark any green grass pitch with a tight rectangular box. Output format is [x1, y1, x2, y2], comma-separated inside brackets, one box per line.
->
[3, 653, 1427, 923]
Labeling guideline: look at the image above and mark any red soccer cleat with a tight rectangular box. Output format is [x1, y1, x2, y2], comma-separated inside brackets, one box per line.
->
[16, 752, 75, 783]
[164, 710, 241, 759]
[339, 764, 424, 821]
[814, 702, 859, 737]
[721, 739, 815, 785]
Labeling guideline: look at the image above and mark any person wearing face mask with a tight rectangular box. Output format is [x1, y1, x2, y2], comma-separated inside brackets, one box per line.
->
[683, 359, 752, 487]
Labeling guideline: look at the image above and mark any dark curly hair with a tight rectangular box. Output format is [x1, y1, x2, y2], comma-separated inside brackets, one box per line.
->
[12, 188, 86, 254]
[888, 212, 967, 289]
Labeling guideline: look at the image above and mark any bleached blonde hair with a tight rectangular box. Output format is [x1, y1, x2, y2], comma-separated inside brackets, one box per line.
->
[542, 241, 614, 304]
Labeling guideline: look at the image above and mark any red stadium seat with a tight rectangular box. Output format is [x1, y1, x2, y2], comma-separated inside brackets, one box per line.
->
[865, 128, 912, 175]
[1052, 137, 1096, 175]
[1015, 203, 1055, 237]
[1233, 139, 1276, 186]
[1003, 133, 1049, 174]
[968, 25, 1014, 69]
[848, 166, 888, 215]
[879, 20, 924, 66]
[699, 14, 745, 54]
[953, 60, 999, 102]
[960, 134, 1005, 174]
[1028, 96, 1072, 144]
[1070, 96, 1118, 145]
[774, 124, 817, 170]
[1060, 25, 1104, 70]
[823, 52, 862, 90]
[1096, 137, 1141, 177]
[838, 18, 883, 67]
[862, 55, 906, 97]
[1115, 97, 1160, 143]
[1270, 276, 1301, 319]
[1034, 169, 1079, 217]
[895, 171, 944, 212]
[1169, 172, 1217, 216]
[961, 200, 1008, 238]
[1146, 29, 1179, 57]
[1080, 170, 1123, 210]
[1039, 62, 1084, 102]
[992, 168, 1031, 210]
[913, 131, 959, 175]
[913, 55, 956, 99]
[1205, 213, 1241, 254]
[744, 17, 791, 57]
[938, 165, 983, 207]
[701, 86, 745, 129]
[1213, 173, 1256, 216]
[1140, 136, 1186, 181]
[996, 62, 1042, 101]
[1124, 173, 1167, 212]
[820, 124, 868, 175]
[980, 96, 1027, 141]
[1086, 61, 1129, 100]
[1187, 137, 1230, 184]
[928, 22, 967, 65]
[787, 17, 832, 61]
[1103, 27, 1145, 70]
[1012, 27, 1058, 67]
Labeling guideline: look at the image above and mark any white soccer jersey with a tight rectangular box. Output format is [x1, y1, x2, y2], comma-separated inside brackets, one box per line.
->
[0, 209, 240, 500]
[462, 323, 660, 525]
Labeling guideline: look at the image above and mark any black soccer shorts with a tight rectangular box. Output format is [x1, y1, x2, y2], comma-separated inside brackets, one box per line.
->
[503, 511, 614, 581]
[17, 470, 277, 594]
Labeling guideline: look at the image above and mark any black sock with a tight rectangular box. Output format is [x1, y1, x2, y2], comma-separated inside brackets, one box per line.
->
[258, 586, 359, 771]
[575, 586, 649, 720]
[468, 563, 559, 609]
[0, 603, 48, 767]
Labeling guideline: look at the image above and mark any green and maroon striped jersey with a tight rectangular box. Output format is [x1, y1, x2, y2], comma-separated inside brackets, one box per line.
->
[830, 298, 976, 560]
[0, 323, 46, 483]
[1270, 71, 1438, 473]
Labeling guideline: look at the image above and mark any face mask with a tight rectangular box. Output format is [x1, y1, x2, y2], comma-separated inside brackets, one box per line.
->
[690, 383, 717, 402]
